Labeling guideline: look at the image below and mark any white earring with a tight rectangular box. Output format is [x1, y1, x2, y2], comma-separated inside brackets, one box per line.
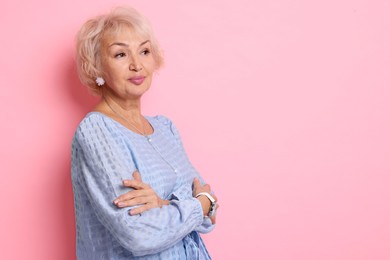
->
[96, 77, 105, 86]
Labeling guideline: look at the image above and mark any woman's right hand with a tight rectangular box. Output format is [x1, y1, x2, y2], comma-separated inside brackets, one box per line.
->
[193, 178, 218, 224]
[113, 171, 169, 215]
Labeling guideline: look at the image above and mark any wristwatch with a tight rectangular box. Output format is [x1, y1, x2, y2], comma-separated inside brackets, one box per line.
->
[195, 192, 217, 217]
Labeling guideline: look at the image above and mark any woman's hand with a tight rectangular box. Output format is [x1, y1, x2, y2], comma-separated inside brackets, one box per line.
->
[193, 178, 219, 224]
[113, 171, 169, 215]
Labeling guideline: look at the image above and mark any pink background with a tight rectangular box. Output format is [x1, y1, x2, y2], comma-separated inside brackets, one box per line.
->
[1, 0, 389, 259]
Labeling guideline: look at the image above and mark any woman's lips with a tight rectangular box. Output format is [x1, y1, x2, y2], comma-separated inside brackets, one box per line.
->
[129, 76, 145, 85]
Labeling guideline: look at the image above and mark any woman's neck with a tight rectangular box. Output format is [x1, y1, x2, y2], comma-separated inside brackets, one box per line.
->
[103, 95, 143, 122]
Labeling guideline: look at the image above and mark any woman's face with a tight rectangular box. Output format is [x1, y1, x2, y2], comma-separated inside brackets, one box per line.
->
[100, 26, 157, 100]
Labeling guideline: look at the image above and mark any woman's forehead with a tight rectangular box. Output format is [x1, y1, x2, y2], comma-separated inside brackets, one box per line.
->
[102, 26, 149, 46]
[105, 24, 147, 39]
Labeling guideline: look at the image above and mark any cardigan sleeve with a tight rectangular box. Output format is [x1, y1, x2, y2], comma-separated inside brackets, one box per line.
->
[162, 116, 216, 234]
[72, 117, 204, 257]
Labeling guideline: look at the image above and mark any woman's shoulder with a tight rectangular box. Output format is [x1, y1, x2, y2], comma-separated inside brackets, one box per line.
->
[76, 112, 110, 131]
[73, 112, 118, 144]
[148, 114, 179, 133]
[147, 114, 172, 126]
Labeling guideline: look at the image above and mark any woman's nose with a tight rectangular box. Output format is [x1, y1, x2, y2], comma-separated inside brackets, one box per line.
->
[129, 57, 142, 72]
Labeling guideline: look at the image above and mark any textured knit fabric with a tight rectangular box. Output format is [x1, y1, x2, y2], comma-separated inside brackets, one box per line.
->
[71, 112, 214, 259]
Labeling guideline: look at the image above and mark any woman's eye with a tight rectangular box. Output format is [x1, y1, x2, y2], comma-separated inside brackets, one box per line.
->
[115, 52, 126, 58]
[141, 49, 151, 55]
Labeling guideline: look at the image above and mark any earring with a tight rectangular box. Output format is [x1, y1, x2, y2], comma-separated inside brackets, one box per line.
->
[96, 77, 105, 86]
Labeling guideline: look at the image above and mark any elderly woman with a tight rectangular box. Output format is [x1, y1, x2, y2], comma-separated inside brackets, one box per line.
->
[71, 6, 218, 260]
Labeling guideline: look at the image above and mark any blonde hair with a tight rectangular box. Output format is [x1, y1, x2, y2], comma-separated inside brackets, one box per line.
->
[76, 6, 164, 95]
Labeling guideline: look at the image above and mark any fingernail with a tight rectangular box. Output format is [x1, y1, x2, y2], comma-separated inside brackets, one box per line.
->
[113, 200, 118, 204]
[117, 202, 124, 207]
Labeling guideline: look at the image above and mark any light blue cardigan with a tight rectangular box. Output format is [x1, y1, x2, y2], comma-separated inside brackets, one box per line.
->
[71, 112, 214, 259]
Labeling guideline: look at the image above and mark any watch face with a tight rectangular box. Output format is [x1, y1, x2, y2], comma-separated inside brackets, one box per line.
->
[208, 203, 217, 217]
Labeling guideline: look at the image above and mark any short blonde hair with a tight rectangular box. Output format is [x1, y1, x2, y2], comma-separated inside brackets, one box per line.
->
[76, 6, 164, 95]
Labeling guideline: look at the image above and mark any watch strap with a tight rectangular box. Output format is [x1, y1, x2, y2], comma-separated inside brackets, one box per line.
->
[195, 192, 215, 203]
[195, 192, 217, 217]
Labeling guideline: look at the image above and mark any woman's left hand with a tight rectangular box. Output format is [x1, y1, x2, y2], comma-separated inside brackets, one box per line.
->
[113, 171, 169, 215]
[193, 178, 219, 224]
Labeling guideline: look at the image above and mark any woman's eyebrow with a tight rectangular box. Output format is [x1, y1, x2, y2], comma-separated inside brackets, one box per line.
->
[109, 40, 150, 48]
[109, 42, 128, 47]
[139, 40, 150, 46]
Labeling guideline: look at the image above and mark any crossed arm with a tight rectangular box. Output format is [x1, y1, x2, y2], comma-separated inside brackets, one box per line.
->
[111, 116, 220, 223]
[113, 170, 219, 224]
